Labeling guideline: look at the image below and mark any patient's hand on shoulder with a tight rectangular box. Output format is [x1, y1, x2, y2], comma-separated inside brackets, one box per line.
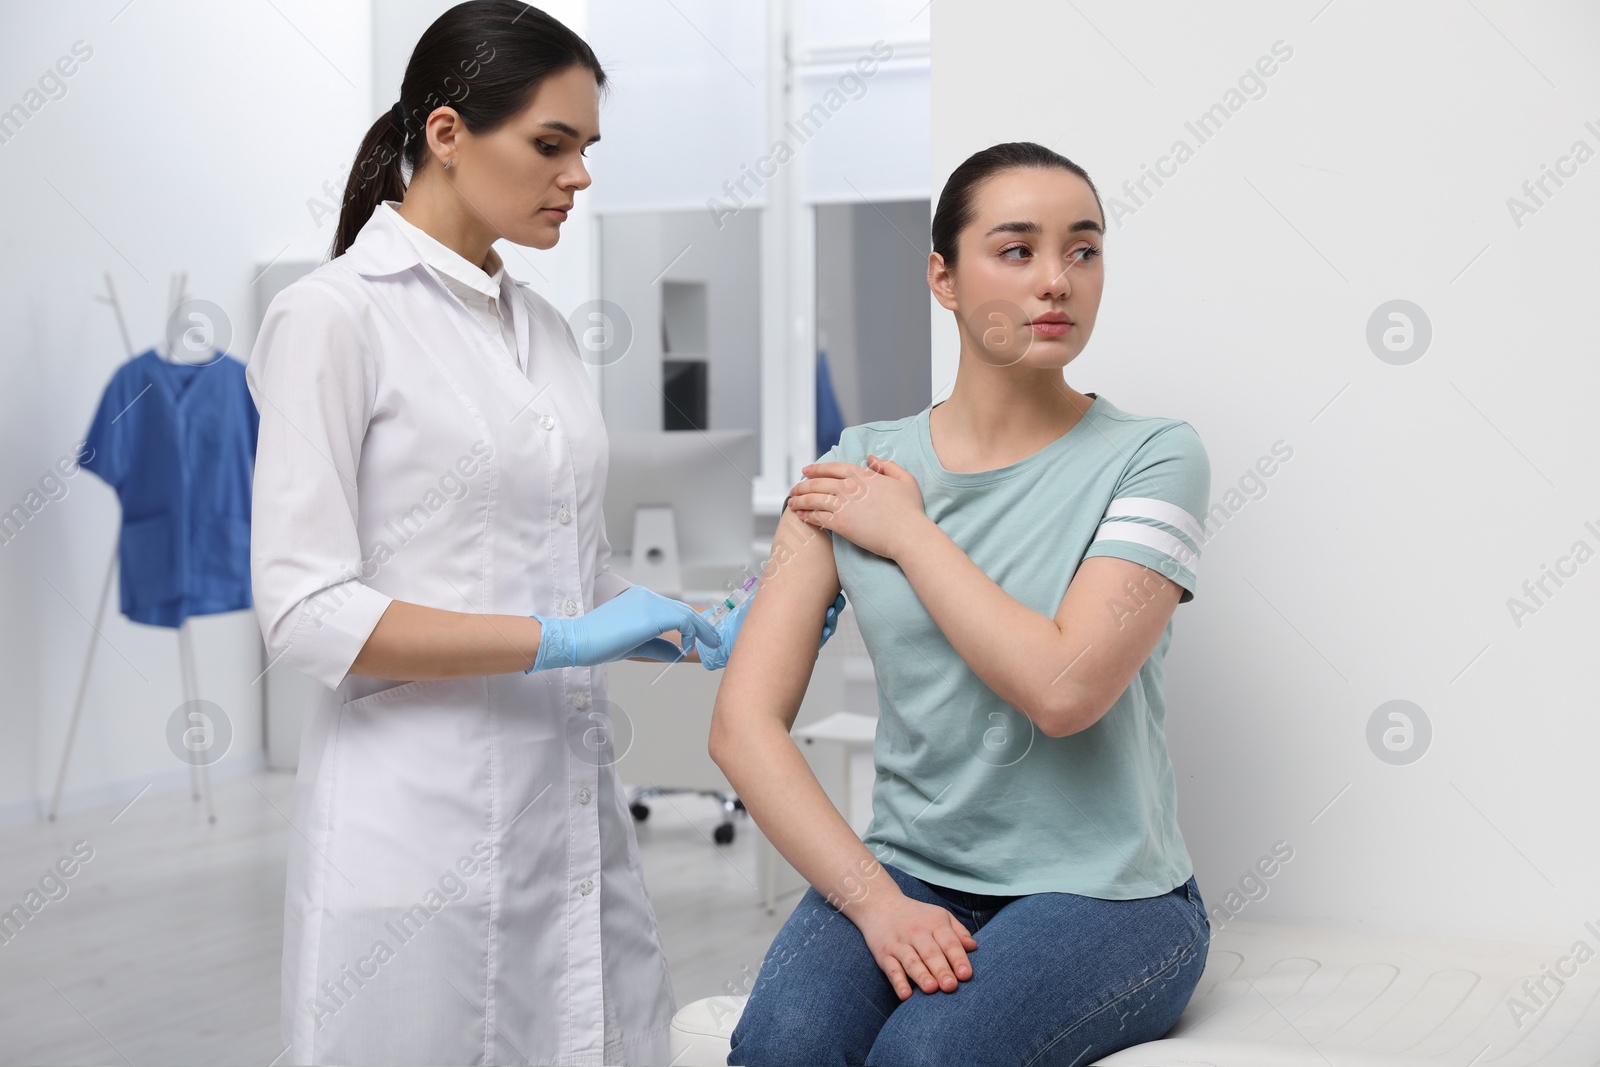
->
[790, 454, 927, 560]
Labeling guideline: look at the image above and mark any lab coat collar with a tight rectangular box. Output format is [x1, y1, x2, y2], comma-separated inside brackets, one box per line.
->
[377, 200, 506, 298]
[342, 201, 532, 296]
[342, 201, 429, 279]
[342, 199, 540, 300]
[342, 197, 536, 376]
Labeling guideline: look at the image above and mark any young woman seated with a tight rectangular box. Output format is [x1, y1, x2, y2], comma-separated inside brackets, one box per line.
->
[708, 141, 1214, 1067]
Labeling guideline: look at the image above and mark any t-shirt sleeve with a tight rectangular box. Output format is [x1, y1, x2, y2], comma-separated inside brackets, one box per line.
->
[785, 437, 847, 513]
[80, 367, 132, 491]
[1081, 422, 1211, 603]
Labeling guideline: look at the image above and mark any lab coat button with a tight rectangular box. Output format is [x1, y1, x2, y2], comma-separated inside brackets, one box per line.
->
[563, 597, 579, 616]
[557, 507, 572, 524]
[573, 692, 590, 709]
[539, 414, 555, 430]
[578, 878, 595, 896]
[576, 787, 592, 805]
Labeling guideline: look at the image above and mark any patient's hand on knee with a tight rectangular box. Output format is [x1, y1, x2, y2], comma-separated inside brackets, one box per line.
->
[847, 888, 979, 999]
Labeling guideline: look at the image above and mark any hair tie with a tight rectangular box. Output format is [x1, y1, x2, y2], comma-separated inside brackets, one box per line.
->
[389, 100, 407, 139]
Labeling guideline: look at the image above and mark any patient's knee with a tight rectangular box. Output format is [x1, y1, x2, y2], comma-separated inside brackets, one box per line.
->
[729, 1010, 855, 1067]
[863, 1022, 950, 1067]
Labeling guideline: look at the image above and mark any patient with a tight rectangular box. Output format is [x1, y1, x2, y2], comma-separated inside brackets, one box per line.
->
[707, 142, 1213, 1067]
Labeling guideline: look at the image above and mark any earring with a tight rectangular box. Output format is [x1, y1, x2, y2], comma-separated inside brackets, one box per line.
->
[443, 158, 453, 170]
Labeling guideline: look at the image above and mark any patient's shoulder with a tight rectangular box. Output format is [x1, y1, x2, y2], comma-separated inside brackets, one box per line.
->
[819, 413, 921, 465]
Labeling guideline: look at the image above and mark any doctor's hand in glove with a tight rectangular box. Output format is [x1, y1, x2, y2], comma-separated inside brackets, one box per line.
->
[525, 586, 722, 673]
[685, 586, 847, 671]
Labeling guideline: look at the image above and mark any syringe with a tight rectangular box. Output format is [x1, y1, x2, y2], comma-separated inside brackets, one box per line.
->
[707, 574, 761, 626]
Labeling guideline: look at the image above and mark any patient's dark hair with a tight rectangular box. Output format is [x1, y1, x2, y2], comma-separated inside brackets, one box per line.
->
[331, 0, 607, 259]
[930, 142, 1104, 268]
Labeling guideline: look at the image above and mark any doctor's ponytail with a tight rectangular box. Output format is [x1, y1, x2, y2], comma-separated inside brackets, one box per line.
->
[330, 0, 607, 259]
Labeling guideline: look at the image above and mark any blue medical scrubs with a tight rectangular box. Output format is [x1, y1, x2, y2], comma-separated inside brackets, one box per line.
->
[81, 349, 259, 627]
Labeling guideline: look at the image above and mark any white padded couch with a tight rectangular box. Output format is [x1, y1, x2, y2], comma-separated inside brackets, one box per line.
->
[669, 918, 1600, 1066]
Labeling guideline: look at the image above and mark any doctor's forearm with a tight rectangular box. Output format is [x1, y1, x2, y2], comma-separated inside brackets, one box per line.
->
[351, 600, 543, 679]
[892, 518, 1076, 729]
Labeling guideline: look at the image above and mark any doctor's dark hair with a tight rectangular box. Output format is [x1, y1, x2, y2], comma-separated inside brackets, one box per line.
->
[331, 0, 607, 259]
[930, 142, 1105, 269]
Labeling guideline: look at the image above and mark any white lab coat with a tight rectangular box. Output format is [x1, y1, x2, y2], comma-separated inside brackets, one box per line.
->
[247, 203, 675, 1066]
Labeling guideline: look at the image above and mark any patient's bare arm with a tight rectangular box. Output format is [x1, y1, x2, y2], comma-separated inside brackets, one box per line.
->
[708, 507, 976, 999]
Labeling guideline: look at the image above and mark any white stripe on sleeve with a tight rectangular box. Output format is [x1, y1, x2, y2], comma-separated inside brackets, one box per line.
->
[1101, 496, 1205, 546]
[1090, 521, 1201, 576]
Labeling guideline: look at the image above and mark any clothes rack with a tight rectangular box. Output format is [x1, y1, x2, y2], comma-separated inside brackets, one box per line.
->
[48, 270, 217, 824]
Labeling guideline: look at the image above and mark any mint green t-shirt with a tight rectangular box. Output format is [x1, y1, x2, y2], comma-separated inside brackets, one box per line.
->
[816, 393, 1210, 899]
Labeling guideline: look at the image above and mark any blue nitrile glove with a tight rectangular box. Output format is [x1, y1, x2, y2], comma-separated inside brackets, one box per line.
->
[689, 588, 848, 671]
[526, 585, 723, 673]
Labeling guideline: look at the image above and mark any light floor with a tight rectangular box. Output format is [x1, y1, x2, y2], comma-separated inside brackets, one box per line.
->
[0, 768, 793, 1065]
[9, 771, 1599, 1067]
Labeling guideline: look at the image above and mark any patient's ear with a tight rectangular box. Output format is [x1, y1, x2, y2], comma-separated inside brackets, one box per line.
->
[929, 251, 958, 311]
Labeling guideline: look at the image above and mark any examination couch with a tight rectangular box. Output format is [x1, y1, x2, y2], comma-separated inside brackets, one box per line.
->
[668, 916, 1600, 1066]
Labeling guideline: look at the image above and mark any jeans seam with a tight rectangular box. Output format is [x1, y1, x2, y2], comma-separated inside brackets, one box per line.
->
[1021, 924, 1208, 1067]
[1179, 878, 1208, 938]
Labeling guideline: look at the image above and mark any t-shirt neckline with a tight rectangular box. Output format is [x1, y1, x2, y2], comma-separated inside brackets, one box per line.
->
[141, 347, 220, 406]
[917, 392, 1101, 486]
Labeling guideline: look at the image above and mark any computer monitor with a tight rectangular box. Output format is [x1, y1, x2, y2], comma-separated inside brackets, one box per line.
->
[603, 430, 758, 598]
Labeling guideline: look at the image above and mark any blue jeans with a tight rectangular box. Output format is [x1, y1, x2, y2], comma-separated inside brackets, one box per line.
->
[728, 863, 1209, 1067]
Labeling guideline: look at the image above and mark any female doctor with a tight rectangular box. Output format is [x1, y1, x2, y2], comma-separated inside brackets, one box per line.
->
[247, 3, 840, 1064]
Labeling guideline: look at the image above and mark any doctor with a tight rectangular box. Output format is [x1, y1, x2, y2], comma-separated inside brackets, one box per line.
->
[247, 3, 840, 1064]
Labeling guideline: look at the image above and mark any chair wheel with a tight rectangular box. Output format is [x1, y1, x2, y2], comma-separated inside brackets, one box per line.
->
[630, 802, 650, 822]
[713, 823, 735, 845]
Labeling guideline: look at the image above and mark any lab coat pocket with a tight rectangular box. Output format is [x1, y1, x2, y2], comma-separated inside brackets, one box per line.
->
[119, 514, 174, 613]
[337, 675, 453, 713]
[325, 676, 494, 910]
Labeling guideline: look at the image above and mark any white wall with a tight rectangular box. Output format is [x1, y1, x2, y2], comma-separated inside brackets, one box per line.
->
[0, 1, 381, 821]
[932, 1, 1600, 946]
